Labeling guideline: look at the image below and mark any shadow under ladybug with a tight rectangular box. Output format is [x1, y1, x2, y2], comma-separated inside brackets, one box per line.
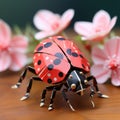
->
[12, 36, 109, 111]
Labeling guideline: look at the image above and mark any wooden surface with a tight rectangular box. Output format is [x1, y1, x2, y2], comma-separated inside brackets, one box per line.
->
[0, 70, 120, 120]
[1, 31, 120, 120]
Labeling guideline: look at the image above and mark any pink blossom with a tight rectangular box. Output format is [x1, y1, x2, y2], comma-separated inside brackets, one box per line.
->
[91, 37, 120, 86]
[74, 10, 117, 41]
[0, 19, 28, 72]
[33, 9, 74, 39]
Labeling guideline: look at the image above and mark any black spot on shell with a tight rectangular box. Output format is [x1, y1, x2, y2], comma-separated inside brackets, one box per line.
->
[55, 52, 64, 59]
[58, 72, 64, 77]
[66, 49, 72, 55]
[82, 64, 85, 68]
[47, 64, 54, 70]
[37, 60, 41, 65]
[80, 54, 84, 58]
[57, 37, 65, 40]
[37, 46, 43, 51]
[72, 52, 78, 57]
[47, 79, 52, 83]
[44, 42, 52, 48]
[53, 59, 61, 65]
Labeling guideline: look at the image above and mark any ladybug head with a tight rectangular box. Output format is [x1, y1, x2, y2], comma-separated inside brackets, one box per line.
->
[66, 70, 88, 95]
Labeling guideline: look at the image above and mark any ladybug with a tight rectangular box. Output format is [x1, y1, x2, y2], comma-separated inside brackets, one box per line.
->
[12, 36, 108, 111]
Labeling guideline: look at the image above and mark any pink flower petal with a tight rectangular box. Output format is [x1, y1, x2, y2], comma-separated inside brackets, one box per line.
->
[91, 64, 111, 84]
[92, 46, 107, 64]
[82, 33, 105, 41]
[0, 20, 11, 48]
[104, 37, 120, 57]
[33, 9, 74, 40]
[61, 9, 74, 29]
[109, 16, 117, 30]
[93, 10, 111, 30]
[111, 69, 120, 86]
[0, 51, 11, 72]
[74, 10, 117, 41]
[35, 31, 51, 40]
[9, 35, 28, 53]
[9, 52, 27, 71]
[33, 10, 60, 31]
[74, 22, 94, 37]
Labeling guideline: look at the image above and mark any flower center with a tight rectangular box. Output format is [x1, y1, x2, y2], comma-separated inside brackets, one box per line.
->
[95, 28, 101, 33]
[0, 44, 9, 52]
[52, 23, 59, 30]
[108, 59, 118, 70]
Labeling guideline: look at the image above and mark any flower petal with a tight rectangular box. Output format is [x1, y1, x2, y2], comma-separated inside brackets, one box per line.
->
[33, 10, 60, 31]
[9, 52, 27, 71]
[109, 16, 117, 30]
[93, 10, 111, 30]
[104, 37, 120, 57]
[34, 31, 51, 40]
[0, 19, 11, 48]
[0, 51, 11, 72]
[92, 46, 107, 64]
[74, 22, 94, 37]
[91, 64, 111, 84]
[10, 35, 28, 53]
[111, 69, 120, 86]
[61, 9, 74, 29]
[82, 33, 105, 41]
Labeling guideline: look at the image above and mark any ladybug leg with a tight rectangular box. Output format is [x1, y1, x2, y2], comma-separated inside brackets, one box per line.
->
[48, 84, 63, 111]
[40, 86, 54, 107]
[40, 86, 54, 108]
[20, 76, 42, 101]
[62, 88, 75, 111]
[87, 76, 109, 98]
[11, 66, 36, 89]
[89, 84, 95, 108]
[40, 84, 63, 111]
[40, 89, 46, 107]
[48, 87, 57, 111]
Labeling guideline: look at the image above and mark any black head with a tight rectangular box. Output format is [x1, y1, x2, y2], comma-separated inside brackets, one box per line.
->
[66, 70, 88, 95]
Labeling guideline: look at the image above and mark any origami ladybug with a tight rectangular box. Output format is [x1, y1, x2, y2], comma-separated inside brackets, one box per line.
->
[12, 36, 108, 111]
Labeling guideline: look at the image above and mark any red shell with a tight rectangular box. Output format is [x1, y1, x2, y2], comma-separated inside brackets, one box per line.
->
[33, 36, 90, 84]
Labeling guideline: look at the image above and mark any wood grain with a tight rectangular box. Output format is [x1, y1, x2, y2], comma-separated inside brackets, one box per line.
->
[1, 30, 120, 120]
[0, 70, 120, 120]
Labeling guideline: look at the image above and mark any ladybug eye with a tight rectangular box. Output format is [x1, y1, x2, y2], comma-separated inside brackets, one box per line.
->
[71, 84, 76, 90]
[79, 71, 83, 74]
[84, 80, 88, 84]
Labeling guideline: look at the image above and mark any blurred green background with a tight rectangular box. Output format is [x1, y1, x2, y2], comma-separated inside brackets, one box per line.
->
[0, 0, 119, 28]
